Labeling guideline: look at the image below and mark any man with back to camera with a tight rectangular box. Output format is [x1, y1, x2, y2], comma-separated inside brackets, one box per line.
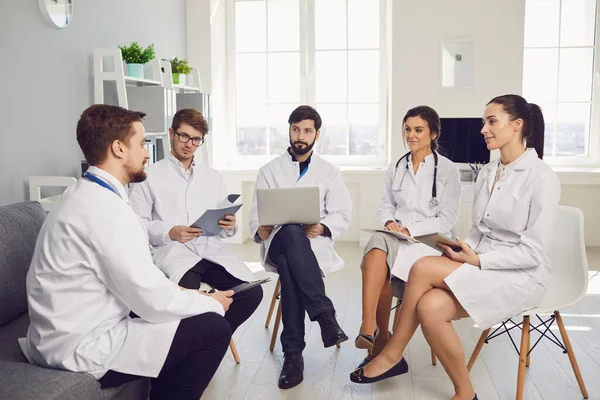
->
[249, 105, 353, 389]
[25, 104, 233, 400]
[129, 108, 263, 336]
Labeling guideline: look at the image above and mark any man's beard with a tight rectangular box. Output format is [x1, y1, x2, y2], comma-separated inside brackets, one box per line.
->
[126, 162, 147, 183]
[290, 138, 315, 156]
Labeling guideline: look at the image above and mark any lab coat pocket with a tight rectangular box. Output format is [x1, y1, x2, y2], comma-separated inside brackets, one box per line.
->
[495, 191, 529, 232]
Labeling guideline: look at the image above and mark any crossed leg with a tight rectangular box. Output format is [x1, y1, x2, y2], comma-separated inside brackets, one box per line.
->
[359, 255, 476, 400]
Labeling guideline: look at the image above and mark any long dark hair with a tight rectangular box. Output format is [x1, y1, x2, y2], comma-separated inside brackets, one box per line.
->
[402, 106, 441, 152]
[487, 94, 545, 159]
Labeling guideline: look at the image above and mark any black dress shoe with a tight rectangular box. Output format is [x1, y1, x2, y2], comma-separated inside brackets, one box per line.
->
[278, 353, 304, 389]
[349, 357, 409, 384]
[316, 310, 349, 348]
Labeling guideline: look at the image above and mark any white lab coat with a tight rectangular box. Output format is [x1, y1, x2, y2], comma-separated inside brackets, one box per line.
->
[249, 151, 352, 274]
[129, 154, 255, 285]
[444, 149, 561, 329]
[377, 152, 461, 281]
[25, 167, 225, 379]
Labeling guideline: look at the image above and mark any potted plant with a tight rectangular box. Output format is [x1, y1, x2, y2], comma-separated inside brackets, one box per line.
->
[118, 42, 156, 78]
[170, 57, 191, 85]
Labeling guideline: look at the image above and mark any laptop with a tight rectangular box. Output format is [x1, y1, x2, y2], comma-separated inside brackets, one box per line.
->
[257, 187, 321, 226]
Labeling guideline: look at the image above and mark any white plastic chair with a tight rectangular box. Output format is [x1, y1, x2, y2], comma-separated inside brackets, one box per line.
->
[466, 205, 589, 400]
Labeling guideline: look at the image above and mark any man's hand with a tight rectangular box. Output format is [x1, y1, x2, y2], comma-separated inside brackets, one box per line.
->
[206, 290, 234, 312]
[169, 225, 202, 243]
[218, 214, 236, 231]
[438, 238, 480, 267]
[303, 223, 324, 238]
[384, 221, 411, 237]
[257, 225, 274, 241]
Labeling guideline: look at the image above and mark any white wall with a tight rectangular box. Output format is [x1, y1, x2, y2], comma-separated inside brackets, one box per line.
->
[0, 0, 188, 206]
[389, 0, 525, 157]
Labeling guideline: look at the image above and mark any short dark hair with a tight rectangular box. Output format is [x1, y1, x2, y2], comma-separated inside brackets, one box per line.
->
[172, 108, 209, 135]
[402, 105, 441, 152]
[76, 104, 146, 166]
[288, 105, 322, 131]
[487, 94, 545, 159]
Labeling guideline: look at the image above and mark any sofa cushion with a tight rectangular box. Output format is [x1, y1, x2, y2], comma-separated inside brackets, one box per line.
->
[0, 201, 46, 326]
[0, 313, 29, 362]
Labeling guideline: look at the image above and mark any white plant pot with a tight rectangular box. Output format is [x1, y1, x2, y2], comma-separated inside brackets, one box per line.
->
[179, 74, 187, 86]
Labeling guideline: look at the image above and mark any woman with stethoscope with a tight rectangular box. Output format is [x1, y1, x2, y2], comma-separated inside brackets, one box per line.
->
[354, 105, 461, 368]
[350, 95, 561, 400]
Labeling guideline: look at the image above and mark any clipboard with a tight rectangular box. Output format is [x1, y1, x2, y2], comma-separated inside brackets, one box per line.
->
[360, 228, 417, 243]
[190, 194, 243, 236]
[361, 229, 461, 252]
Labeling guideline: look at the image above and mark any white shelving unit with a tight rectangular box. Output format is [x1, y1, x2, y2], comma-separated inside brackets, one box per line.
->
[93, 48, 210, 165]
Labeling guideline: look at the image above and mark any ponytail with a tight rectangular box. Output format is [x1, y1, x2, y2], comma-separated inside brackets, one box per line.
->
[525, 103, 545, 159]
[487, 94, 545, 159]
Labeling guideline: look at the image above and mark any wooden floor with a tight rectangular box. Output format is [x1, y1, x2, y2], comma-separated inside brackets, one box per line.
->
[203, 243, 600, 400]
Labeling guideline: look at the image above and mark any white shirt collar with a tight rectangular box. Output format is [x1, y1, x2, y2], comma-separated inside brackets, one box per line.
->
[85, 166, 129, 202]
[168, 152, 195, 169]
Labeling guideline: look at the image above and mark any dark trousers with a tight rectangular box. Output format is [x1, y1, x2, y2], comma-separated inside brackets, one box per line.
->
[268, 225, 335, 353]
[178, 259, 263, 333]
[99, 312, 232, 400]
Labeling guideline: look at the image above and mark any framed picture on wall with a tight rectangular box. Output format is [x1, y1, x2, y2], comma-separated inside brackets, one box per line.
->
[441, 40, 475, 88]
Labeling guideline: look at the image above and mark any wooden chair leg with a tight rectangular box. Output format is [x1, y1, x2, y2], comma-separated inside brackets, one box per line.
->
[269, 299, 282, 351]
[516, 316, 530, 400]
[431, 350, 437, 365]
[230, 339, 240, 364]
[555, 311, 589, 399]
[526, 323, 531, 368]
[265, 278, 281, 328]
[467, 328, 491, 372]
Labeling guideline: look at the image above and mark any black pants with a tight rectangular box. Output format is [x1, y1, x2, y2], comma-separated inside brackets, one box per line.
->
[99, 312, 232, 400]
[178, 259, 263, 333]
[268, 224, 335, 353]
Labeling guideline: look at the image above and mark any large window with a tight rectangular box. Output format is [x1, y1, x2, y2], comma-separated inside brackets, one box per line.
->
[523, 0, 599, 163]
[228, 0, 387, 166]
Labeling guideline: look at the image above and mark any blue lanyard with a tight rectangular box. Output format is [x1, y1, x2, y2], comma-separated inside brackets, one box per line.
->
[83, 172, 119, 196]
[297, 165, 309, 182]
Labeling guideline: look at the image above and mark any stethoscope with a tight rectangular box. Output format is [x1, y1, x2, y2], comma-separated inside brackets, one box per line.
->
[393, 151, 439, 209]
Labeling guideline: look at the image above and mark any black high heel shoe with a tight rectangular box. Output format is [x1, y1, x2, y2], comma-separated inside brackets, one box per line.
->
[349, 357, 408, 384]
[354, 327, 379, 350]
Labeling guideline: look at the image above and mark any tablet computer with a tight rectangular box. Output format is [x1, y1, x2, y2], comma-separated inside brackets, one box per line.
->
[414, 233, 462, 252]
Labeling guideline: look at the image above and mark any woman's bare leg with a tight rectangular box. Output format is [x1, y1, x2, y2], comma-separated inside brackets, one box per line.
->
[418, 288, 474, 400]
[361, 256, 463, 377]
[364, 279, 394, 359]
[359, 248, 389, 336]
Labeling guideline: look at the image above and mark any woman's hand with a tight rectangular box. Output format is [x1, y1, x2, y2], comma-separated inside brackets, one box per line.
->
[384, 221, 411, 237]
[438, 238, 480, 267]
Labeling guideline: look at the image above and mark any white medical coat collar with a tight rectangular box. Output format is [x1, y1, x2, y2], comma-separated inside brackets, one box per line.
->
[86, 166, 129, 202]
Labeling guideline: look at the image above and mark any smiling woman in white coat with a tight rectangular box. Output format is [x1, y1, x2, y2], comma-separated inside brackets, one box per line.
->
[350, 95, 561, 400]
[26, 105, 235, 400]
[355, 106, 461, 368]
[129, 109, 262, 335]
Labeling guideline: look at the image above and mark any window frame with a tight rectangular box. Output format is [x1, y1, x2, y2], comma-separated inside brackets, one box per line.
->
[224, 0, 389, 169]
[523, 0, 600, 167]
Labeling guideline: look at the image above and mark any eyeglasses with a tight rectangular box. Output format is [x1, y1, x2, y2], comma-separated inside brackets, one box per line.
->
[174, 131, 204, 147]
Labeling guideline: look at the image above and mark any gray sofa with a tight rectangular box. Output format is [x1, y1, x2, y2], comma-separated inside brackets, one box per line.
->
[0, 201, 149, 400]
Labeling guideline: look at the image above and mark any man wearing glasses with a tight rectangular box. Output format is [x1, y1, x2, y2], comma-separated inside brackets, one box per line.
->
[130, 108, 262, 336]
